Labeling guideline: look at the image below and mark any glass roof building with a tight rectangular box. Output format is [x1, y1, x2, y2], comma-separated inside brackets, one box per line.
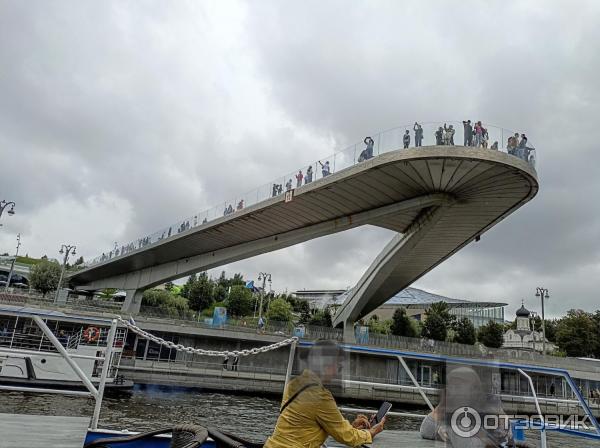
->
[296, 287, 507, 329]
[374, 287, 507, 329]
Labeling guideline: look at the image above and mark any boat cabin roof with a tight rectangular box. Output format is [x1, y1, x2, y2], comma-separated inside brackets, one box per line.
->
[0, 304, 117, 326]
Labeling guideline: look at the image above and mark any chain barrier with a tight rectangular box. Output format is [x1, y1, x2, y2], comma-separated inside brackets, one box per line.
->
[117, 316, 297, 357]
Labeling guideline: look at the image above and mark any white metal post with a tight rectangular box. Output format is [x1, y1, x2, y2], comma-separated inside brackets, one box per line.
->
[518, 368, 547, 448]
[397, 355, 434, 411]
[5, 233, 20, 292]
[284, 339, 297, 392]
[54, 255, 68, 303]
[32, 316, 99, 399]
[91, 319, 118, 430]
[9, 316, 18, 348]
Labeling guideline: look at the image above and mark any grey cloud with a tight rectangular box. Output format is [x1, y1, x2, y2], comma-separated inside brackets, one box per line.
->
[1, 0, 600, 318]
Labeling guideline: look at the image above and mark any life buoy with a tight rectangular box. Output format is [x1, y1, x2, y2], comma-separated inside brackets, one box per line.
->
[83, 326, 101, 343]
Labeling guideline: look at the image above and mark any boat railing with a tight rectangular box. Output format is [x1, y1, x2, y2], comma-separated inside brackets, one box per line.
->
[67, 328, 83, 349]
[301, 342, 600, 448]
[0, 330, 67, 353]
[0, 326, 125, 354]
[0, 313, 119, 430]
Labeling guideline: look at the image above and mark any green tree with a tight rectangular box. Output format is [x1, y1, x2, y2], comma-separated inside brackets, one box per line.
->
[226, 285, 254, 317]
[421, 302, 455, 341]
[453, 317, 476, 345]
[187, 272, 214, 312]
[592, 311, 600, 358]
[556, 310, 597, 357]
[217, 271, 228, 288]
[266, 298, 293, 322]
[98, 288, 118, 300]
[532, 316, 558, 343]
[477, 320, 505, 348]
[142, 289, 189, 316]
[391, 307, 417, 337]
[308, 308, 333, 327]
[296, 300, 311, 323]
[164, 281, 175, 292]
[368, 316, 392, 335]
[230, 273, 245, 287]
[213, 285, 227, 303]
[181, 273, 197, 299]
[29, 260, 62, 296]
[421, 313, 448, 341]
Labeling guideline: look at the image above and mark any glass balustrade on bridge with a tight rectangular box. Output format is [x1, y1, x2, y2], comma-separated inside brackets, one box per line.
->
[83, 121, 536, 268]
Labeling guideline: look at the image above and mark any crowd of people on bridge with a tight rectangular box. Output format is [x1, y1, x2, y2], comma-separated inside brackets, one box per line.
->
[507, 132, 533, 162]
[93, 121, 535, 266]
[271, 163, 320, 198]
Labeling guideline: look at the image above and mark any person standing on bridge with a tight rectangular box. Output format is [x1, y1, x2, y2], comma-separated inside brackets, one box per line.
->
[364, 136, 374, 159]
[474, 121, 483, 147]
[319, 161, 330, 177]
[286, 179, 293, 191]
[463, 120, 473, 146]
[403, 130, 410, 148]
[295, 170, 303, 188]
[264, 340, 385, 448]
[443, 123, 455, 145]
[305, 165, 313, 184]
[435, 126, 444, 145]
[414, 122, 423, 147]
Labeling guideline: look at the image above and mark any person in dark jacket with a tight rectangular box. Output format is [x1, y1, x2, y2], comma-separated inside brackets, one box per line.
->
[403, 130, 411, 148]
[463, 120, 473, 146]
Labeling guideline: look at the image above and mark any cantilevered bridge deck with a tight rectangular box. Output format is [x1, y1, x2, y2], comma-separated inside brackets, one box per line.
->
[69, 144, 538, 326]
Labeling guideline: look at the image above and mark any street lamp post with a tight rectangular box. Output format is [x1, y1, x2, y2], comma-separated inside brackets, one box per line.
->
[535, 287, 550, 354]
[55, 244, 77, 302]
[257, 272, 272, 321]
[0, 200, 16, 226]
[5, 233, 21, 291]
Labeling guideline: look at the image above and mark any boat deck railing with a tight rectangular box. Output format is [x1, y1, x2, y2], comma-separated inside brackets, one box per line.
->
[0, 326, 127, 353]
[315, 342, 600, 448]
[0, 311, 120, 430]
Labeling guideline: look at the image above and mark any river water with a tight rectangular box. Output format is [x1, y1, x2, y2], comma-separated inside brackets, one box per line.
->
[0, 386, 595, 447]
[0, 385, 422, 440]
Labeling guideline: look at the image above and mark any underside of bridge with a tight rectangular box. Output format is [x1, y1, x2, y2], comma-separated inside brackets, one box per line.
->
[68, 147, 538, 336]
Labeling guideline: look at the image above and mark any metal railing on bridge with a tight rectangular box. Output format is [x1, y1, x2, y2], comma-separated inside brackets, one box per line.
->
[82, 120, 537, 268]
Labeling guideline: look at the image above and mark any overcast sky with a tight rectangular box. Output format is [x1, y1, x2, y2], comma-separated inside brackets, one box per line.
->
[1, 0, 599, 319]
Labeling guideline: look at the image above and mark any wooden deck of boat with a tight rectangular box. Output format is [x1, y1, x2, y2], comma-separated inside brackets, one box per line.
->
[0, 413, 89, 448]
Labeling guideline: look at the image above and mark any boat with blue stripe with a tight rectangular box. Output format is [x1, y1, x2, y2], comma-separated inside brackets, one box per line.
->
[1, 306, 599, 447]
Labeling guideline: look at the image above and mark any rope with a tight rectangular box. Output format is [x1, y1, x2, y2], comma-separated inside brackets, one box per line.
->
[117, 317, 297, 357]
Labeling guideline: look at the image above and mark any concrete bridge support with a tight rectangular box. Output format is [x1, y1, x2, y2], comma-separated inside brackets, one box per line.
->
[335, 206, 450, 341]
[122, 289, 144, 314]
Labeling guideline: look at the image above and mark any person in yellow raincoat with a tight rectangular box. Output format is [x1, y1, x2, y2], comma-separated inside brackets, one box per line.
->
[264, 340, 386, 448]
